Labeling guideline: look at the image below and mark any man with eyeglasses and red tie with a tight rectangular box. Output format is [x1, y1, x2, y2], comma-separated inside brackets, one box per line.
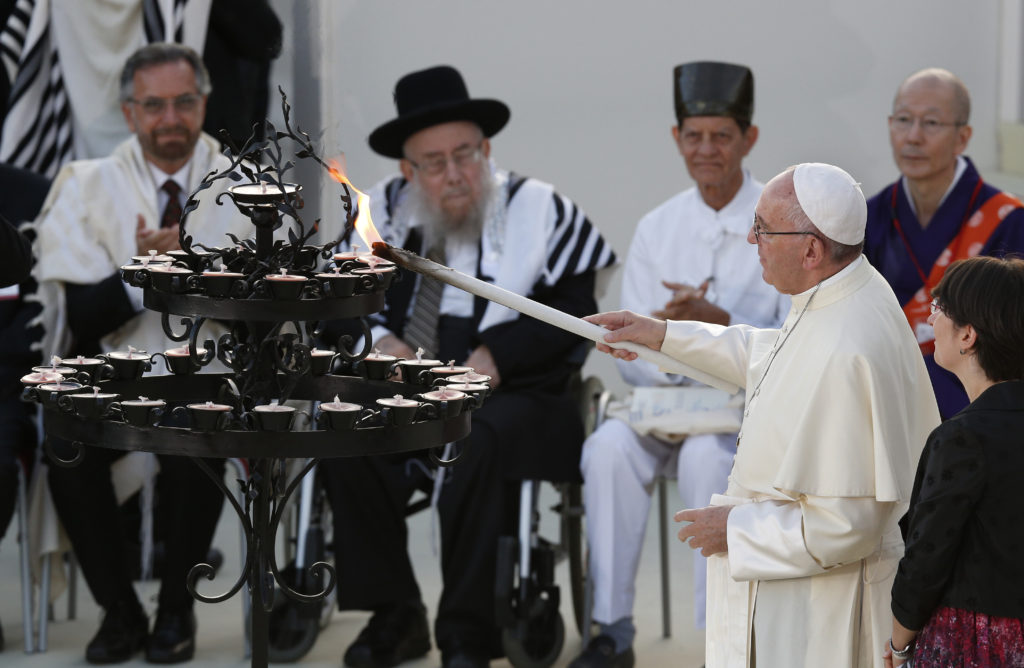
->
[31, 42, 250, 664]
[323, 64, 616, 668]
[864, 68, 1024, 420]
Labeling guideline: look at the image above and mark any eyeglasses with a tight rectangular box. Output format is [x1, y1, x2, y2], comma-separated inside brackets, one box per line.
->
[406, 143, 483, 177]
[127, 93, 202, 116]
[751, 220, 821, 244]
[929, 299, 945, 316]
[889, 114, 965, 136]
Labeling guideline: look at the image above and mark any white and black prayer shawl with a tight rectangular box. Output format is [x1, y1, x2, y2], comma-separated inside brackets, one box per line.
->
[363, 166, 618, 334]
[0, 0, 188, 176]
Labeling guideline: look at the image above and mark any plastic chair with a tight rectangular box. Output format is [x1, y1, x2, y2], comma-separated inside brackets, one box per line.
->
[577, 383, 674, 644]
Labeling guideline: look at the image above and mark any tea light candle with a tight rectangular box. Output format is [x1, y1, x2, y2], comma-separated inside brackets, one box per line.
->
[108, 346, 147, 360]
[37, 381, 83, 392]
[364, 349, 398, 363]
[421, 387, 467, 402]
[133, 250, 174, 265]
[124, 397, 165, 407]
[266, 268, 306, 281]
[446, 371, 491, 384]
[446, 382, 488, 395]
[430, 362, 473, 376]
[202, 265, 243, 277]
[376, 395, 419, 408]
[21, 370, 64, 384]
[321, 395, 362, 412]
[187, 401, 232, 411]
[253, 403, 295, 413]
[165, 346, 206, 357]
[148, 264, 192, 275]
[332, 244, 363, 263]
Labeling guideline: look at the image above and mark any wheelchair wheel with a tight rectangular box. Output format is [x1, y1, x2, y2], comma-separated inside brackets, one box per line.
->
[501, 599, 565, 668]
[267, 593, 321, 663]
[562, 482, 588, 636]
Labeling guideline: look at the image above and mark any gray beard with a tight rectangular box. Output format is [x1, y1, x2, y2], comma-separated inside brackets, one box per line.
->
[404, 165, 498, 251]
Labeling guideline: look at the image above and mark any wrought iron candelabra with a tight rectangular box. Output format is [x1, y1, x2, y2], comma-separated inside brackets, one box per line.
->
[21, 91, 482, 668]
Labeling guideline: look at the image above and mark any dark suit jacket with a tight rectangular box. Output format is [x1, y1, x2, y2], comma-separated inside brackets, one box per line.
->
[892, 380, 1024, 629]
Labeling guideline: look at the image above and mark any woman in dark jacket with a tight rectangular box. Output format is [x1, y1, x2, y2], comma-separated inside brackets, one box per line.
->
[885, 255, 1024, 667]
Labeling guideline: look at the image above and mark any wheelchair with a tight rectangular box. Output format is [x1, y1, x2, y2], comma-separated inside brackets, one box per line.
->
[263, 374, 607, 666]
[493, 373, 606, 667]
[264, 457, 336, 662]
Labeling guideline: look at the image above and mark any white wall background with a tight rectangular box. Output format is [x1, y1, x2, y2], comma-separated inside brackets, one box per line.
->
[268, 0, 1018, 392]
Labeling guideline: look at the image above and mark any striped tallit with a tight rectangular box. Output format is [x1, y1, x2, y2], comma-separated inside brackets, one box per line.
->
[0, 0, 187, 177]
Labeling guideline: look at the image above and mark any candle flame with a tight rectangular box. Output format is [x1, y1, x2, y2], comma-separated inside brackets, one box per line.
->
[327, 158, 384, 249]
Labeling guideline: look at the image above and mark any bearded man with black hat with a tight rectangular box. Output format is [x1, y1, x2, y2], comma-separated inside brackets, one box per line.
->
[572, 61, 785, 668]
[322, 65, 616, 668]
[586, 163, 939, 667]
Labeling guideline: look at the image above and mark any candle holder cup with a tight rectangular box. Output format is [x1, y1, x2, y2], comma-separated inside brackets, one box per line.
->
[176, 403, 234, 432]
[33, 381, 85, 404]
[152, 349, 204, 375]
[395, 359, 441, 386]
[309, 350, 338, 376]
[200, 271, 247, 298]
[376, 398, 430, 426]
[352, 267, 396, 291]
[245, 405, 306, 432]
[120, 264, 151, 288]
[316, 271, 359, 298]
[315, 402, 372, 431]
[356, 355, 397, 381]
[99, 353, 152, 381]
[167, 249, 214, 273]
[60, 357, 109, 384]
[58, 390, 121, 419]
[416, 389, 467, 419]
[260, 275, 312, 300]
[147, 265, 194, 293]
[109, 398, 167, 427]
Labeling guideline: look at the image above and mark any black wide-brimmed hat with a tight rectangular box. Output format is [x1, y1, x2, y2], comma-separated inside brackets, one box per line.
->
[673, 61, 754, 125]
[368, 65, 511, 159]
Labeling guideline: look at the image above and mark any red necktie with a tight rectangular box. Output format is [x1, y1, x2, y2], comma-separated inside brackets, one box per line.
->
[161, 180, 182, 228]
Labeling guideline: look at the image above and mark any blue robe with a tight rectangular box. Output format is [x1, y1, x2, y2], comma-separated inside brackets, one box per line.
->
[864, 157, 1024, 418]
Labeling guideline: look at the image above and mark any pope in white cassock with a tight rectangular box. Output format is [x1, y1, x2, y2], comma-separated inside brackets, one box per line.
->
[586, 163, 940, 668]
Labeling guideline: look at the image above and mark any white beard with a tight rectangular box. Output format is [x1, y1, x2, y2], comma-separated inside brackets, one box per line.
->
[404, 163, 499, 251]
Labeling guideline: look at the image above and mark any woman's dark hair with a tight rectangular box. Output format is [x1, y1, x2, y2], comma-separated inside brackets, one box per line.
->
[932, 255, 1024, 382]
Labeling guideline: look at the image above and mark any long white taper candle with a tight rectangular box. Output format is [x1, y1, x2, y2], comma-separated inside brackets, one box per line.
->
[373, 243, 738, 394]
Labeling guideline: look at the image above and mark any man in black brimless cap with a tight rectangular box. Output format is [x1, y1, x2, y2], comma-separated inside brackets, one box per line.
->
[573, 61, 787, 668]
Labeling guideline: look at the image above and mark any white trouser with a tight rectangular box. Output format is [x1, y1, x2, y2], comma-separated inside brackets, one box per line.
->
[580, 417, 736, 630]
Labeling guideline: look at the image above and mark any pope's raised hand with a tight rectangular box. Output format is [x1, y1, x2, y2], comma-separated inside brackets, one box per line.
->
[583, 310, 667, 360]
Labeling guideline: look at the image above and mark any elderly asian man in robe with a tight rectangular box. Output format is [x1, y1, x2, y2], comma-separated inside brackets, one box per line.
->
[586, 163, 940, 668]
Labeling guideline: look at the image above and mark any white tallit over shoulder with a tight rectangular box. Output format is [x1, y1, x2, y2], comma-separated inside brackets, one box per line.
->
[31, 132, 251, 360]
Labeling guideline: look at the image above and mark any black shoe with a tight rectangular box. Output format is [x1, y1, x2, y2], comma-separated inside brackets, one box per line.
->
[145, 608, 196, 664]
[441, 649, 490, 668]
[568, 635, 635, 668]
[343, 600, 431, 668]
[85, 600, 149, 664]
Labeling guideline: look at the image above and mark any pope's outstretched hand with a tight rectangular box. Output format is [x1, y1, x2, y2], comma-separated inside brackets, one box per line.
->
[583, 310, 668, 360]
